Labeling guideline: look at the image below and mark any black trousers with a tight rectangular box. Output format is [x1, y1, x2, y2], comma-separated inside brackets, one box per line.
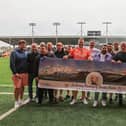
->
[38, 88, 54, 104]
[28, 73, 38, 99]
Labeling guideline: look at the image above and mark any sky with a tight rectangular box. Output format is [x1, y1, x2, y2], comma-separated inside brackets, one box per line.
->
[0, 0, 126, 36]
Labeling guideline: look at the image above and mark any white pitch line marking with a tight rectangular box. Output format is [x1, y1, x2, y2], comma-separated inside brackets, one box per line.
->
[0, 99, 29, 121]
[0, 92, 28, 95]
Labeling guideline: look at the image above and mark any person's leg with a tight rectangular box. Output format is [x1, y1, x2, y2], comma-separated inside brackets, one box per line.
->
[20, 86, 24, 100]
[94, 92, 99, 101]
[14, 88, 20, 108]
[101, 93, 107, 106]
[70, 91, 78, 105]
[119, 94, 123, 105]
[54, 90, 59, 102]
[93, 92, 99, 107]
[82, 91, 88, 104]
[109, 93, 113, 104]
[28, 73, 34, 100]
[44, 89, 48, 99]
[65, 90, 71, 100]
[35, 79, 38, 98]
[59, 90, 64, 101]
[38, 88, 44, 104]
[14, 88, 20, 101]
[48, 89, 54, 103]
[87, 92, 91, 99]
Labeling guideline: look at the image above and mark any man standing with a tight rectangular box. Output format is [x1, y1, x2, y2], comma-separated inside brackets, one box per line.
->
[64, 38, 92, 105]
[34, 43, 54, 104]
[10, 40, 28, 108]
[54, 42, 66, 102]
[27, 43, 39, 101]
[93, 45, 112, 107]
[112, 42, 126, 106]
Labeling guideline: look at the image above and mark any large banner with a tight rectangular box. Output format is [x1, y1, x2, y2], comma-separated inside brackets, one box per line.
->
[38, 57, 126, 94]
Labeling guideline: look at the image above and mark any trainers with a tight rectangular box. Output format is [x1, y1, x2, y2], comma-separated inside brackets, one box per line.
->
[82, 98, 88, 104]
[14, 101, 20, 108]
[70, 99, 77, 105]
[101, 100, 106, 107]
[35, 97, 39, 103]
[18, 99, 24, 106]
[93, 100, 98, 107]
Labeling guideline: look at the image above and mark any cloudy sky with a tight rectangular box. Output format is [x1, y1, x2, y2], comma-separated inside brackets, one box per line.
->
[0, 0, 126, 36]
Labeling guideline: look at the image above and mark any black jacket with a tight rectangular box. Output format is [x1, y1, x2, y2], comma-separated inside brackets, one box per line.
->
[55, 48, 66, 58]
[27, 51, 39, 74]
[34, 53, 55, 77]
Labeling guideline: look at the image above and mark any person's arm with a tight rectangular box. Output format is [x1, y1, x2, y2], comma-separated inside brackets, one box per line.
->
[34, 55, 40, 78]
[112, 53, 122, 63]
[87, 50, 93, 61]
[63, 49, 74, 59]
[10, 51, 17, 74]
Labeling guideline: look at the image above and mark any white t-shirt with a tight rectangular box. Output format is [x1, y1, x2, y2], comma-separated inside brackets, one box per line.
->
[100, 54, 106, 62]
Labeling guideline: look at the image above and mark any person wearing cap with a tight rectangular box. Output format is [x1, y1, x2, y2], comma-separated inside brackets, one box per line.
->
[27, 43, 39, 102]
[10, 40, 28, 108]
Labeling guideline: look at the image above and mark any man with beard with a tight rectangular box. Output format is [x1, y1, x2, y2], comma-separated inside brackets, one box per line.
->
[93, 45, 112, 107]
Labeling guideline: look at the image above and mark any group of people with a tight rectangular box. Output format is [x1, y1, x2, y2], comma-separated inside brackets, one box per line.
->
[10, 38, 126, 108]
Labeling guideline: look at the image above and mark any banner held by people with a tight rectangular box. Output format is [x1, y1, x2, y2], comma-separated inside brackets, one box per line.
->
[38, 57, 126, 94]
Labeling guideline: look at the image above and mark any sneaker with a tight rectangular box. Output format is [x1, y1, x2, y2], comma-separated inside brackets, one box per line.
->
[34, 97, 38, 103]
[18, 99, 24, 106]
[87, 96, 92, 100]
[70, 99, 77, 105]
[93, 100, 98, 107]
[82, 98, 88, 104]
[14, 101, 20, 109]
[101, 100, 106, 107]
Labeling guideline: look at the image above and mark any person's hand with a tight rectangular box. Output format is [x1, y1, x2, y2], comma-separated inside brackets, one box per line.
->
[15, 73, 20, 78]
[35, 77, 39, 81]
[111, 60, 116, 63]
[117, 60, 122, 63]
[63, 55, 68, 59]
[88, 56, 93, 61]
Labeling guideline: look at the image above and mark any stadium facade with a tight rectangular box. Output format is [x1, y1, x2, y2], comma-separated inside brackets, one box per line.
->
[0, 35, 126, 45]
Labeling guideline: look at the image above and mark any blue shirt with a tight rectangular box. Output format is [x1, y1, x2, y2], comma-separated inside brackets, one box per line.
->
[10, 48, 28, 74]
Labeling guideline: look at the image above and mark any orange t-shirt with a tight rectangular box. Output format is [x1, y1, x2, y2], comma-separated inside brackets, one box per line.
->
[69, 47, 91, 60]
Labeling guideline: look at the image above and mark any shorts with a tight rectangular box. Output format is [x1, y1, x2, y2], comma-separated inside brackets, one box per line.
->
[12, 73, 28, 88]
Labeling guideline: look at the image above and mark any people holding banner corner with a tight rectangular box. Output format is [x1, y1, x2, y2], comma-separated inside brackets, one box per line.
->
[112, 41, 126, 106]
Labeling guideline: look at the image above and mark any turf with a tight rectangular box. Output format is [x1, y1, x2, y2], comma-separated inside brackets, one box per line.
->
[0, 57, 12, 85]
[1, 57, 126, 126]
[1, 101, 126, 126]
[0, 95, 14, 115]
